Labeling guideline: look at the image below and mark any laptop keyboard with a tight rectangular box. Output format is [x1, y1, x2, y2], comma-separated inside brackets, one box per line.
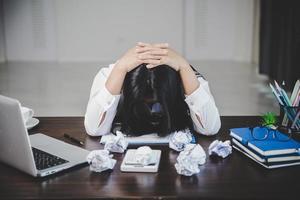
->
[32, 147, 69, 170]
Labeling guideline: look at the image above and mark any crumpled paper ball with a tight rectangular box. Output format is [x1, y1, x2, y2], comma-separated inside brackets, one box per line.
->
[208, 140, 232, 158]
[175, 144, 206, 176]
[86, 150, 116, 172]
[104, 131, 128, 153]
[135, 146, 154, 166]
[169, 129, 193, 152]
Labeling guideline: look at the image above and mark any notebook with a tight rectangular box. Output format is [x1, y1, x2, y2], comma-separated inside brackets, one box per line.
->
[100, 133, 196, 145]
[232, 138, 300, 163]
[230, 127, 300, 156]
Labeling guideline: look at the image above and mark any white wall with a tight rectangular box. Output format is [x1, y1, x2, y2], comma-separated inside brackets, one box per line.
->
[55, 0, 183, 62]
[3, 0, 57, 61]
[185, 0, 254, 62]
[2, 0, 255, 63]
[0, 0, 6, 62]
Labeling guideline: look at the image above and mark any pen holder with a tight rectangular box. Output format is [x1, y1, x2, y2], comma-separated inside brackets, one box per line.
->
[279, 104, 300, 133]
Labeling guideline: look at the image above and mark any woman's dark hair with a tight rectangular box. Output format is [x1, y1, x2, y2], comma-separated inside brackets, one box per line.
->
[111, 63, 197, 136]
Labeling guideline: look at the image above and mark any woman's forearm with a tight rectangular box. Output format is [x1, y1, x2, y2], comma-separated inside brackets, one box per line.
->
[105, 62, 128, 95]
[179, 62, 200, 95]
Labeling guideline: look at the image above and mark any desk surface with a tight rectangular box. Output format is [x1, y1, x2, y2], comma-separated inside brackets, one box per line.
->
[0, 116, 299, 199]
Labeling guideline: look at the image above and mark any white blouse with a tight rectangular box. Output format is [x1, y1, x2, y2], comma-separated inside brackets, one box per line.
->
[84, 63, 221, 136]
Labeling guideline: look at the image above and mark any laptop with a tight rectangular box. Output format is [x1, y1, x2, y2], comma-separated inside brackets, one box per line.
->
[0, 95, 90, 177]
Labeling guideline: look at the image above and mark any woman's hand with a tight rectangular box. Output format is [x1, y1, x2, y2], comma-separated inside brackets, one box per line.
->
[115, 43, 168, 73]
[136, 42, 190, 71]
[105, 43, 170, 95]
[136, 42, 200, 96]
[114, 46, 142, 73]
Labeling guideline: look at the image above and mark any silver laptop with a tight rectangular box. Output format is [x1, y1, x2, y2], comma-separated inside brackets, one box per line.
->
[0, 95, 90, 177]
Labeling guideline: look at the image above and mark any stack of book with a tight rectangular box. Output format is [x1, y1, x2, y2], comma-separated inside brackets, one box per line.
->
[230, 127, 300, 169]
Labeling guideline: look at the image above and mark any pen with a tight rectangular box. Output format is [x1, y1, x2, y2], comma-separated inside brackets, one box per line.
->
[64, 133, 84, 146]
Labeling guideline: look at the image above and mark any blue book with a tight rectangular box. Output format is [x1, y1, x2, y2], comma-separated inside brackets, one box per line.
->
[232, 139, 300, 169]
[232, 138, 300, 163]
[230, 127, 300, 156]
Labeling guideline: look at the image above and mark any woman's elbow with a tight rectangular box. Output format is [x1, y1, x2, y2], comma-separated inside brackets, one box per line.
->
[209, 117, 221, 135]
[198, 127, 219, 136]
[85, 127, 98, 137]
[84, 120, 98, 136]
[84, 117, 111, 137]
[196, 116, 221, 136]
[84, 116, 101, 136]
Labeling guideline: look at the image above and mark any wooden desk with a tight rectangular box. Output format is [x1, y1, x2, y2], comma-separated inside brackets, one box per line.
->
[0, 116, 299, 199]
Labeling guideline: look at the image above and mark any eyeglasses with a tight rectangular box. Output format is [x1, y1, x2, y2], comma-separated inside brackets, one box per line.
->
[249, 126, 292, 141]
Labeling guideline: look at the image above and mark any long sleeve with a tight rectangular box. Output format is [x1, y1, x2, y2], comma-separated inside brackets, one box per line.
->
[84, 63, 120, 136]
[185, 77, 221, 136]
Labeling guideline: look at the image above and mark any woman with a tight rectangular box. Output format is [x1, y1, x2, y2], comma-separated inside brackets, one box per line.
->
[84, 42, 221, 137]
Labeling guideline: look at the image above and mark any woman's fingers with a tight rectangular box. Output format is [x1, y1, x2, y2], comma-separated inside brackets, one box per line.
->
[135, 42, 169, 66]
[149, 49, 168, 56]
[135, 41, 169, 54]
[138, 53, 162, 60]
[137, 42, 151, 47]
[136, 48, 168, 56]
[152, 43, 169, 49]
[135, 46, 153, 53]
[141, 59, 162, 65]
[137, 50, 167, 58]
[137, 42, 169, 49]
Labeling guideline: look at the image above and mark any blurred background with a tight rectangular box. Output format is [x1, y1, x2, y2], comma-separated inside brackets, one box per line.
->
[0, 0, 299, 116]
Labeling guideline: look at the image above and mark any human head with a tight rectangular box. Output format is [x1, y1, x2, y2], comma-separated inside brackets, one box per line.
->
[113, 63, 193, 136]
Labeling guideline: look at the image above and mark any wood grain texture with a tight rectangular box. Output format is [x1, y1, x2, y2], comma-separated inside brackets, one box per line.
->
[0, 116, 299, 199]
